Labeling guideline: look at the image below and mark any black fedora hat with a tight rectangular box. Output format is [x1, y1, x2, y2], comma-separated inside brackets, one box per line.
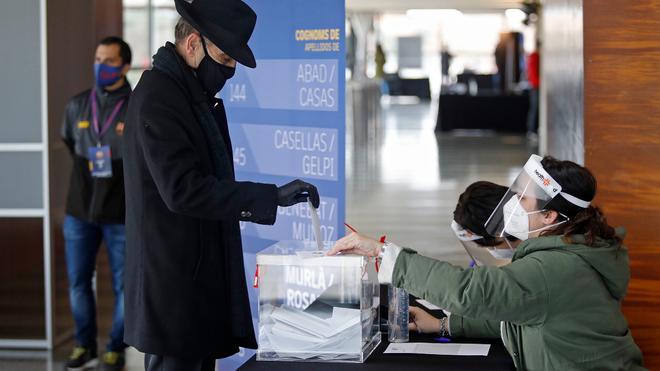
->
[175, 0, 257, 68]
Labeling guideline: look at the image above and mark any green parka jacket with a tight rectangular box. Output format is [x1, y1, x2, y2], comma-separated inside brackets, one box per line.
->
[391, 232, 645, 370]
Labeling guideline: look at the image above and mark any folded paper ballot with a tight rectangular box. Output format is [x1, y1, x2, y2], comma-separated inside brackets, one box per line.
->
[269, 305, 361, 338]
[308, 200, 323, 250]
[261, 304, 361, 358]
[384, 342, 491, 356]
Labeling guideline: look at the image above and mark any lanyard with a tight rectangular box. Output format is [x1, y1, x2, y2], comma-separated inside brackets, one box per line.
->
[90, 88, 125, 145]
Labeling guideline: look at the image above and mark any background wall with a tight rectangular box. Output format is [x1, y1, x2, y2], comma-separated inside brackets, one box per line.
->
[0, 0, 47, 343]
[541, 0, 584, 164]
[583, 0, 660, 368]
[47, 0, 124, 346]
[0, 1, 43, 143]
[544, 0, 660, 368]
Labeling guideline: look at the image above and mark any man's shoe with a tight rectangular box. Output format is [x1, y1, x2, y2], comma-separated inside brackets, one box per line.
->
[99, 351, 125, 371]
[64, 346, 97, 370]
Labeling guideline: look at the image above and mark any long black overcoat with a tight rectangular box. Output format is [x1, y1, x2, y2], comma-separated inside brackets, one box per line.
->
[122, 48, 277, 358]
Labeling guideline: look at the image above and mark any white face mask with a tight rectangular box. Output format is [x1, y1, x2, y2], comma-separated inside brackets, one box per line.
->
[487, 239, 515, 260]
[502, 197, 532, 240]
[487, 247, 515, 260]
[502, 196, 568, 241]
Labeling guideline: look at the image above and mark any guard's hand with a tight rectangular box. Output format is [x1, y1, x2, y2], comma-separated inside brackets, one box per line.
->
[277, 179, 320, 208]
[409, 306, 442, 334]
[327, 232, 383, 256]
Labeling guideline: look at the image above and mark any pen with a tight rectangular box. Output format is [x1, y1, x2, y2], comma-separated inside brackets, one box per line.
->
[433, 337, 452, 343]
[411, 316, 422, 334]
[345, 222, 386, 242]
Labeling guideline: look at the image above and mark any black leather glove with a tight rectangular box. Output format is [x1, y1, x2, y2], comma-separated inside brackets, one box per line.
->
[277, 179, 320, 208]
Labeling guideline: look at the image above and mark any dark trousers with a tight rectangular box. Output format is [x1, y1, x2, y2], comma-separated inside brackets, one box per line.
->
[63, 215, 126, 352]
[144, 354, 216, 371]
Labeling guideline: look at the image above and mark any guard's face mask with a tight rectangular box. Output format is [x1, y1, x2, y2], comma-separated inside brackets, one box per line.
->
[94, 63, 124, 88]
[196, 37, 236, 97]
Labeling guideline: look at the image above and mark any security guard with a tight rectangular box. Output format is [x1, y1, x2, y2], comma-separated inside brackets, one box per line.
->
[60, 36, 132, 371]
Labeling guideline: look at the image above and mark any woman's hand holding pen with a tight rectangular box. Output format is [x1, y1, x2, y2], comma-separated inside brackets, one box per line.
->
[408, 306, 442, 334]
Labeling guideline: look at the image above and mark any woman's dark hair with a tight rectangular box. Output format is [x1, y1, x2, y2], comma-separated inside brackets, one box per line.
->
[540, 156, 619, 246]
[454, 181, 509, 246]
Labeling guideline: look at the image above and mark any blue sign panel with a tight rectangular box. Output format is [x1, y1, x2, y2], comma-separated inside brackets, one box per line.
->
[219, 0, 345, 369]
[226, 59, 340, 111]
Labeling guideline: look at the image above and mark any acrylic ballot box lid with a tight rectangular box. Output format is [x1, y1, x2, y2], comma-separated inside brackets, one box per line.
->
[256, 240, 367, 267]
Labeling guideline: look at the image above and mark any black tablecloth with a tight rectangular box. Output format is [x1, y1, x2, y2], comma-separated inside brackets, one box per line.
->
[239, 293, 515, 371]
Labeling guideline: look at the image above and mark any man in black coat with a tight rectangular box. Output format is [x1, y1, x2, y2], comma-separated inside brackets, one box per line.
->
[122, 0, 320, 369]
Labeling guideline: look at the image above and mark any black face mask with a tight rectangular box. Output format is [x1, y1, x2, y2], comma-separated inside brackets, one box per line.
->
[196, 37, 236, 97]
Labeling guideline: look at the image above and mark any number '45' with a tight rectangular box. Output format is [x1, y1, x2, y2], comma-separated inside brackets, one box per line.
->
[233, 147, 247, 166]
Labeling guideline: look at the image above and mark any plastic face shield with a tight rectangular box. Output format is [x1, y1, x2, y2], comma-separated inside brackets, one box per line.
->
[484, 155, 564, 240]
[451, 220, 511, 267]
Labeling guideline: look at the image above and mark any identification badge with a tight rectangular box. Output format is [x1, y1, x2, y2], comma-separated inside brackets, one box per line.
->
[88, 145, 113, 178]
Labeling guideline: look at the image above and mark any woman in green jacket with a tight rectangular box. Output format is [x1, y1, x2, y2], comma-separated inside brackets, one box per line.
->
[329, 155, 645, 370]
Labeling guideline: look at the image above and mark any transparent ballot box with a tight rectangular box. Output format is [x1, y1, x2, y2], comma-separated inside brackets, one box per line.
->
[256, 241, 381, 363]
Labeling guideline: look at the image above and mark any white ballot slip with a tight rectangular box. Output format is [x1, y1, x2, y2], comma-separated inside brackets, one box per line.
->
[309, 200, 323, 250]
[384, 342, 490, 356]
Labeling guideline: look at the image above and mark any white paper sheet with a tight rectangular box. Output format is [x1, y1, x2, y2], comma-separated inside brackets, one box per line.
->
[308, 200, 323, 250]
[384, 342, 490, 356]
[416, 299, 442, 310]
[270, 306, 361, 338]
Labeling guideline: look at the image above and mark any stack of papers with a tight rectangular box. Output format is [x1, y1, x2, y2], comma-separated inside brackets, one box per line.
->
[260, 304, 362, 360]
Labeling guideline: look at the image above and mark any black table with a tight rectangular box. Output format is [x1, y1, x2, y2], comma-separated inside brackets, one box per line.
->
[240, 294, 515, 371]
[384, 76, 432, 100]
[240, 334, 514, 370]
[435, 93, 529, 133]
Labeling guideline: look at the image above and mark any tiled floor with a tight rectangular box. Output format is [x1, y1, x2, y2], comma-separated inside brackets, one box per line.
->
[346, 100, 533, 264]
[0, 100, 533, 371]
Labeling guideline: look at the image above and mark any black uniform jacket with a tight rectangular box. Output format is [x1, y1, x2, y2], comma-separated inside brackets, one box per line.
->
[122, 47, 278, 358]
[61, 83, 131, 223]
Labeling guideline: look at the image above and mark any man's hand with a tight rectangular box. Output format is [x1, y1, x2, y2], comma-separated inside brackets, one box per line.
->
[277, 179, 320, 208]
